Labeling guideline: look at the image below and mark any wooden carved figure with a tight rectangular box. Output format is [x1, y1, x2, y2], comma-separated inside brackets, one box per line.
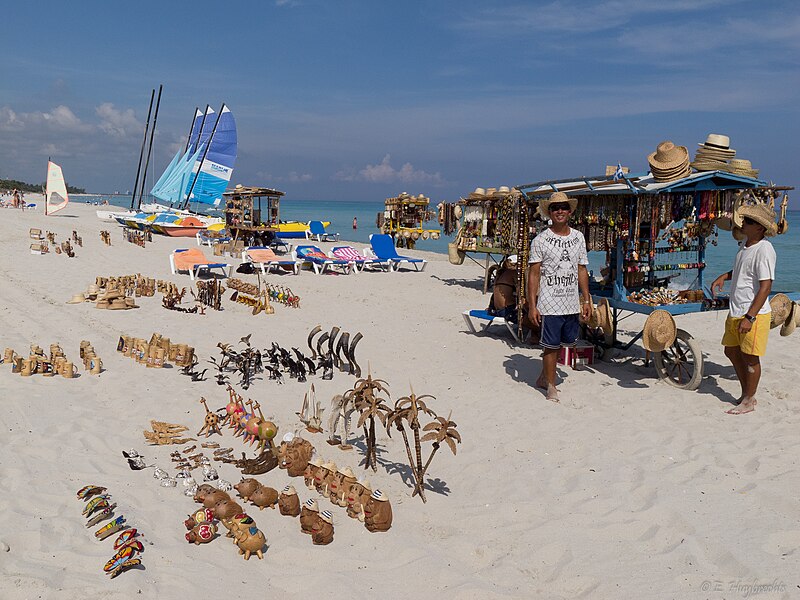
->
[279, 437, 315, 477]
[303, 457, 320, 490]
[336, 466, 357, 508]
[314, 461, 333, 495]
[234, 478, 261, 502]
[311, 510, 334, 545]
[197, 397, 222, 438]
[244, 401, 263, 447]
[279, 485, 300, 517]
[185, 508, 215, 530]
[299, 498, 319, 534]
[363, 489, 392, 533]
[346, 479, 371, 521]
[326, 464, 345, 504]
[193, 484, 219, 504]
[250, 485, 279, 510]
[202, 490, 231, 510]
[186, 522, 217, 544]
[236, 525, 266, 560]
[224, 513, 255, 541]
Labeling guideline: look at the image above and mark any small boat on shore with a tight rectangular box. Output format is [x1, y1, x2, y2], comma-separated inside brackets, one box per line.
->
[276, 221, 331, 239]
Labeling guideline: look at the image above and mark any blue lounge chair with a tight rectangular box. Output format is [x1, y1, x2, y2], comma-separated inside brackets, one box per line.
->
[305, 221, 339, 242]
[295, 245, 353, 274]
[329, 245, 390, 273]
[462, 309, 520, 342]
[368, 234, 427, 272]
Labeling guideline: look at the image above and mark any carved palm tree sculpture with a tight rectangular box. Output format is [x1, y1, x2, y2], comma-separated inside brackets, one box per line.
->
[348, 369, 391, 471]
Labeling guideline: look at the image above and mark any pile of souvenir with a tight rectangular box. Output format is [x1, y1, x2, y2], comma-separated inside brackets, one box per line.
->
[100, 230, 112, 245]
[227, 278, 273, 315]
[218, 387, 278, 454]
[117, 332, 194, 369]
[454, 186, 520, 253]
[691, 133, 737, 172]
[79, 340, 103, 375]
[265, 284, 300, 308]
[71, 230, 83, 247]
[142, 421, 197, 446]
[2, 342, 84, 378]
[627, 287, 689, 307]
[76, 485, 143, 578]
[123, 227, 152, 247]
[647, 140, 690, 182]
[57, 239, 76, 258]
[196, 279, 225, 311]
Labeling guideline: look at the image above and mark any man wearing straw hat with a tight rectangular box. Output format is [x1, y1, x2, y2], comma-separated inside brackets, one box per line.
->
[711, 203, 777, 415]
[527, 192, 592, 402]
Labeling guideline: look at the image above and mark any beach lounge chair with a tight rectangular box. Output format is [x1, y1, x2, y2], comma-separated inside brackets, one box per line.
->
[462, 309, 520, 342]
[295, 245, 353, 275]
[242, 246, 300, 275]
[368, 234, 427, 272]
[305, 221, 339, 242]
[169, 248, 231, 280]
[329, 245, 390, 272]
[196, 228, 232, 247]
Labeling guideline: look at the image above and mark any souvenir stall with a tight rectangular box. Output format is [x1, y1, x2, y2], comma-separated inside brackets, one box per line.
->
[377, 192, 441, 249]
[222, 186, 285, 247]
[448, 186, 531, 293]
[516, 168, 794, 390]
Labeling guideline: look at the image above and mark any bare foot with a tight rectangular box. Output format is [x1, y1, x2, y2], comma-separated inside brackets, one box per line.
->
[726, 396, 756, 414]
[546, 384, 560, 403]
[536, 375, 548, 390]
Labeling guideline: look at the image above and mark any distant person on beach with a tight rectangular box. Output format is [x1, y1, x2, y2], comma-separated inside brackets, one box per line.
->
[527, 192, 591, 403]
[353, 217, 357, 229]
[12, 189, 20, 208]
[711, 204, 777, 415]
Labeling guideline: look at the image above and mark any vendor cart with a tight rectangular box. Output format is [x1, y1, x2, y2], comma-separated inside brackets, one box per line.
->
[377, 192, 441, 249]
[516, 170, 795, 390]
[222, 185, 285, 247]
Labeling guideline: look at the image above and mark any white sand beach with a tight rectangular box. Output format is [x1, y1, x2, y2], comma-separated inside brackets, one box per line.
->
[0, 201, 798, 599]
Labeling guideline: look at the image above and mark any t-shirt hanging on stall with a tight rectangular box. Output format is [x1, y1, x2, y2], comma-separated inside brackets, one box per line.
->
[529, 228, 589, 315]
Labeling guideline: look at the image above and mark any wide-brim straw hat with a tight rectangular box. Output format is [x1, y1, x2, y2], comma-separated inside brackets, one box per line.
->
[468, 187, 486, 199]
[338, 465, 356, 479]
[652, 166, 691, 183]
[596, 298, 612, 335]
[648, 141, 689, 170]
[642, 309, 677, 352]
[698, 133, 734, 151]
[738, 204, 777, 236]
[769, 293, 792, 328]
[538, 191, 577, 219]
[780, 302, 799, 336]
[108, 298, 130, 310]
[66, 293, 86, 304]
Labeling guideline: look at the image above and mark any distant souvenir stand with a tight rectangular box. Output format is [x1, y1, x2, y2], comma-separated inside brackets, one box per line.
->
[376, 192, 441, 249]
[222, 185, 285, 247]
[514, 169, 794, 390]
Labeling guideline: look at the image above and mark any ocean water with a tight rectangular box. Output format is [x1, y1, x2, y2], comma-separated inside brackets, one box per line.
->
[84, 195, 800, 293]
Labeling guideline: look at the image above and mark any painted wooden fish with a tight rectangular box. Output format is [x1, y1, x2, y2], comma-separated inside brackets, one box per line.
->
[113, 528, 138, 550]
[95, 516, 126, 540]
[104, 545, 136, 572]
[83, 496, 112, 517]
[85, 505, 116, 527]
[77, 485, 107, 500]
[115, 539, 144, 554]
[107, 558, 141, 579]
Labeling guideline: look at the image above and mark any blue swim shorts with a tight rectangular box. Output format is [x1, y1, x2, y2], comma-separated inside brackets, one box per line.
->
[540, 314, 580, 349]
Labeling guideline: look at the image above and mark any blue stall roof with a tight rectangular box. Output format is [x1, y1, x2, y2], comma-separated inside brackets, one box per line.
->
[516, 170, 769, 197]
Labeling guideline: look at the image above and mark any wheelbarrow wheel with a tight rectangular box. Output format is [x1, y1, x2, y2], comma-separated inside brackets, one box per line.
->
[654, 328, 703, 390]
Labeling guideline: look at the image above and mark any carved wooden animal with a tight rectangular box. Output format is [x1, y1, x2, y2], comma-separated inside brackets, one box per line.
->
[185, 522, 217, 544]
[234, 478, 261, 502]
[197, 397, 222, 438]
[213, 498, 244, 521]
[202, 490, 231, 510]
[249, 485, 279, 510]
[222, 513, 255, 540]
[194, 484, 221, 504]
[184, 508, 215, 530]
[236, 525, 266, 560]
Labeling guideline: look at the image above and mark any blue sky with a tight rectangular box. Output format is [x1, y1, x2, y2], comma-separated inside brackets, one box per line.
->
[1, 0, 798, 204]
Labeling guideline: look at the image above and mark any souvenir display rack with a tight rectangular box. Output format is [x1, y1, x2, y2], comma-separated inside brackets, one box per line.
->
[515, 170, 795, 390]
[377, 192, 441, 249]
[222, 186, 285, 246]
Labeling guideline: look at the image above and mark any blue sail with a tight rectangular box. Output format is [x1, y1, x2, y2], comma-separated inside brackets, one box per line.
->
[150, 149, 182, 199]
[184, 105, 237, 207]
[187, 108, 205, 153]
[151, 145, 204, 205]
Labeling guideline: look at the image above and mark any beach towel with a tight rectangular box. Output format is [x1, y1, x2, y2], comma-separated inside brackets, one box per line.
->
[247, 248, 280, 263]
[172, 248, 213, 270]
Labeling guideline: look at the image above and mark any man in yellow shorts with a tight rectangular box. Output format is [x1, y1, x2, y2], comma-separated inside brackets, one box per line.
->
[711, 204, 777, 415]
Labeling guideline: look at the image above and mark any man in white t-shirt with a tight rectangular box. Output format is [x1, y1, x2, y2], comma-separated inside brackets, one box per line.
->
[711, 203, 777, 415]
[527, 192, 592, 403]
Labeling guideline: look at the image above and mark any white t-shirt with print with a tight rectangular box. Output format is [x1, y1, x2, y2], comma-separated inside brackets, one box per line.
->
[529, 227, 589, 315]
[729, 239, 776, 318]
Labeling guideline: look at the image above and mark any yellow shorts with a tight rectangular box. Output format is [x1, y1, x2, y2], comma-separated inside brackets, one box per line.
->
[721, 313, 770, 356]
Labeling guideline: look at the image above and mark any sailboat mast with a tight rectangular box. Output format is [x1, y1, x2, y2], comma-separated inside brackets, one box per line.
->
[129, 89, 155, 210]
[182, 103, 224, 211]
[184, 106, 199, 153]
[44, 157, 50, 216]
[136, 84, 162, 210]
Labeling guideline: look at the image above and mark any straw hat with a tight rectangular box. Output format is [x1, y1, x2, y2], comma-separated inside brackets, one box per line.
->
[469, 187, 486, 199]
[596, 298, 612, 336]
[309, 456, 324, 468]
[95, 300, 111, 309]
[738, 204, 777, 237]
[727, 158, 759, 178]
[338, 466, 356, 479]
[108, 298, 130, 310]
[319, 510, 334, 524]
[321, 461, 337, 473]
[642, 309, 677, 352]
[769, 293, 792, 329]
[281, 485, 297, 495]
[648, 141, 689, 170]
[370, 489, 388, 502]
[698, 133, 734, 152]
[498, 185, 511, 193]
[66, 293, 86, 304]
[538, 191, 577, 219]
[779, 302, 799, 336]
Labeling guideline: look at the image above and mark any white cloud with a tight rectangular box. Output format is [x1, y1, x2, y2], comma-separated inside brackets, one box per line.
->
[254, 170, 312, 183]
[335, 154, 446, 185]
[0, 107, 22, 130]
[96, 103, 141, 138]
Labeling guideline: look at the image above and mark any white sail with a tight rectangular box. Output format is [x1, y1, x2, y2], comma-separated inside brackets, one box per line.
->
[45, 161, 69, 215]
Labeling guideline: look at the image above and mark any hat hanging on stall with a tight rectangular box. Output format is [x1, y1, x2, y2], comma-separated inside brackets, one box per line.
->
[642, 309, 677, 352]
[596, 298, 613, 336]
[737, 203, 777, 237]
[769, 293, 792, 329]
[780, 302, 799, 337]
[538, 191, 577, 219]
[648, 141, 690, 182]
